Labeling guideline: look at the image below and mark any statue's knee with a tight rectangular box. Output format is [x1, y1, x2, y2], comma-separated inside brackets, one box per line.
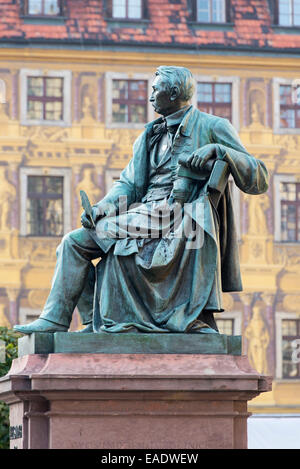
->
[57, 231, 74, 252]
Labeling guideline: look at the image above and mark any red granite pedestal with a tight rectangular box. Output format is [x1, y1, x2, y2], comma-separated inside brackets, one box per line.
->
[0, 352, 271, 449]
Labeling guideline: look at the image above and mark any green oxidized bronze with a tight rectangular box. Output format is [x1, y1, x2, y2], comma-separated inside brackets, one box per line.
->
[14, 66, 269, 336]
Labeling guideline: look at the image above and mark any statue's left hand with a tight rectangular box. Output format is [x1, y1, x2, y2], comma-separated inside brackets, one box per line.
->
[180, 144, 218, 171]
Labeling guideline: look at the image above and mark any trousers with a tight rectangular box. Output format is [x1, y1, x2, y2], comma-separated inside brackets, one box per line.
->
[40, 226, 218, 331]
[40, 228, 103, 327]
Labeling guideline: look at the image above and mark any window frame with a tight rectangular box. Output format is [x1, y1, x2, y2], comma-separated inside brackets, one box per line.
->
[273, 78, 300, 134]
[188, 0, 231, 24]
[26, 175, 64, 237]
[112, 79, 148, 124]
[272, 0, 300, 27]
[196, 81, 233, 123]
[276, 312, 300, 380]
[105, 0, 148, 21]
[105, 72, 154, 129]
[279, 83, 300, 129]
[20, 69, 71, 127]
[193, 75, 240, 130]
[280, 182, 300, 242]
[20, 167, 71, 237]
[215, 311, 242, 336]
[23, 0, 65, 18]
[274, 174, 300, 243]
[27, 75, 64, 122]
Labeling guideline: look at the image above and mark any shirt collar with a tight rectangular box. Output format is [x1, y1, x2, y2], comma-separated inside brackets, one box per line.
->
[164, 105, 192, 128]
[145, 105, 196, 136]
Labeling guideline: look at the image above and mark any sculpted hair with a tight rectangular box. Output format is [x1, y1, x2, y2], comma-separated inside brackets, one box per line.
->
[155, 66, 195, 101]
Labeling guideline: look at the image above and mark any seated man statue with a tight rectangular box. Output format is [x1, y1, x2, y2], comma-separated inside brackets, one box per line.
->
[14, 66, 269, 335]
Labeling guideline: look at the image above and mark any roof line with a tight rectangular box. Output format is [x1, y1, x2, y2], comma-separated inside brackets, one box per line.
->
[0, 37, 299, 55]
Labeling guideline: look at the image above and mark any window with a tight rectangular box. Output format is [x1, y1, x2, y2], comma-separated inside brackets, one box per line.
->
[197, 0, 225, 23]
[112, 79, 148, 124]
[216, 318, 234, 335]
[197, 82, 232, 121]
[188, 0, 230, 23]
[20, 167, 71, 236]
[20, 69, 71, 126]
[280, 182, 300, 242]
[273, 78, 300, 133]
[214, 311, 241, 335]
[279, 84, 300, 128]
[194, 75, 239, 129]
[112, 0, 143, 19]
[27, 76, 63, 121]
[106, 72, 154, 128]
[25, 0, 63, 16]
[278, 0, 300, 26]
[281, 319, 300, 378]
[26, 176, 64, 236]
[274, 175, 300, 242]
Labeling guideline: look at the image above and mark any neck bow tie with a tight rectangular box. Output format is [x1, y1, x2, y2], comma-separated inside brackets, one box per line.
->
[148, 120, 179, 151]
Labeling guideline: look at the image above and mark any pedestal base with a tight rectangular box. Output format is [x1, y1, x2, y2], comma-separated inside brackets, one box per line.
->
[17, 331, 242, 356]
[0, 352, 271, 449]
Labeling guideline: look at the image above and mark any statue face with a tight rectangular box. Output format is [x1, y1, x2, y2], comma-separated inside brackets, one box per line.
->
[149, 75, 178, 117]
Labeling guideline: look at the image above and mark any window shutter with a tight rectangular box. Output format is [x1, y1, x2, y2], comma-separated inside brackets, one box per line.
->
[187, 0, 197, 22]
[268, 0, 279, 25]
[21, 0, 28, 15]
[105, 0, 113, 18]
[142, 0, 149, 20]
[225, 0, 231, 23]
[273, 0, 279, 25]
[60, 0, 66, 16]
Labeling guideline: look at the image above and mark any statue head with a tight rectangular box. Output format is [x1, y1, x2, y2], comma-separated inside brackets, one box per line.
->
[150, 66, 195, 117]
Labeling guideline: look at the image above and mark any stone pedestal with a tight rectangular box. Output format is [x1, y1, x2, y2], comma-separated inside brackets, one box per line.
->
[0, 333, 271, 449]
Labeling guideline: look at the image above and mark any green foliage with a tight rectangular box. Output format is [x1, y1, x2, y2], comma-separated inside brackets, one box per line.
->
[0, 327, 20, 449]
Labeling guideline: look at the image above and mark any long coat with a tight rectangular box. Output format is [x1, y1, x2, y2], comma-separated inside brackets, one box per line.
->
[98, 106, 269, 294]
[92, 106, 269, 332]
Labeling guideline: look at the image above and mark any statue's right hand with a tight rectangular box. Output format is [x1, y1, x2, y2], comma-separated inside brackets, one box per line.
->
[81, 205, 106, 229]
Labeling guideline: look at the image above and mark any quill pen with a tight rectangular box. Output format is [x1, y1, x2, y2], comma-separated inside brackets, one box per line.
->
[80, 190, 96, 228]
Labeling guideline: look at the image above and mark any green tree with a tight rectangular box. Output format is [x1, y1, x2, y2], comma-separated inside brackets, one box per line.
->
[0, 327, 20, 449]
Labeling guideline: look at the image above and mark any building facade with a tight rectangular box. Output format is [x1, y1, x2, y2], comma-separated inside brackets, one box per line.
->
[0, 0, 300, 415]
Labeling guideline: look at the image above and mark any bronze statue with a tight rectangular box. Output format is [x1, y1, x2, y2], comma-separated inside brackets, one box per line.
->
[14, 66, 268, 335]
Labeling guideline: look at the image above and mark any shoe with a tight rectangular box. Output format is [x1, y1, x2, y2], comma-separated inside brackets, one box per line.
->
[188, 319, 218, 334]
[75, 323, 94, 333]
[13, 318, 68, 335]
[188, 320, 218, 334]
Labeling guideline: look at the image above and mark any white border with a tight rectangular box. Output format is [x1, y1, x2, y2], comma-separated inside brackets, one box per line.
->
[20, 166, 72, 236]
